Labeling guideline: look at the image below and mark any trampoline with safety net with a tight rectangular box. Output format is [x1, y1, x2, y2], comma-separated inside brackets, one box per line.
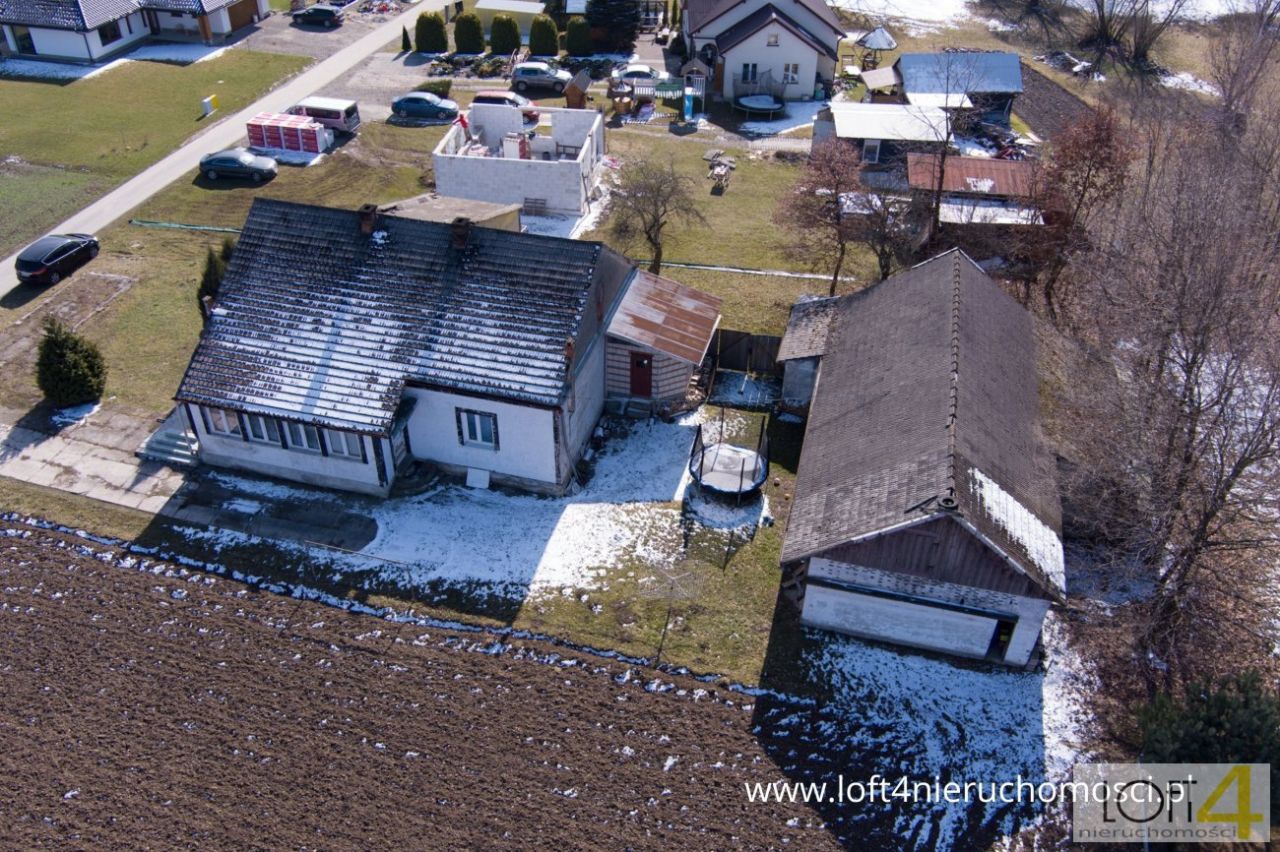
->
[688, 412, 770, 497]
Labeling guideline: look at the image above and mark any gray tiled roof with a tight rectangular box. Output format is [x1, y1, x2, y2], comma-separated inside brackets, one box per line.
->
[782, 250, 1063, 598]
[685, 0, 843, 39]
[137, 0, 240, 13]
[898, 52, 1024, 95]
[777, 295, 837, 362]
[177, 199, 628, 434]
[0, 0, 138, 30]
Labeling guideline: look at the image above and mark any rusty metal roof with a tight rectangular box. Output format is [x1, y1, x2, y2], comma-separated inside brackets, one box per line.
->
[176, 199, 630, 434]
[777, 295, 838, 362]
[907, 153, 1036, 198]
[782, 249, 1064, 600]
[606, 271, 721, 366]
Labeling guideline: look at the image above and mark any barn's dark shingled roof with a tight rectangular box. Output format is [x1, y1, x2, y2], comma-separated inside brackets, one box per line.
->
[781, 250, 1064, 598]
[176, 199, 630, 435]
[777, 295, 837, 362]
[0, 0, 137, 29]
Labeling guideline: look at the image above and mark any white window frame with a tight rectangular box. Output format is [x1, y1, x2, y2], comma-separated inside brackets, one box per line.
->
[244, 414, 280, 444]
[766, 33, 779, 47]
[862, 138, 881, 164]
[459, 410, 498, 449]
[741, 63, 757, 83]
[325, 429, 363, 460]
[285, 421, 321, 453]
[782, 62, 800, 84]
[205, 406, 240, 437]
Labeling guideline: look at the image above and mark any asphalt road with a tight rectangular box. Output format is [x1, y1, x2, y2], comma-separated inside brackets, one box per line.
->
[0, 1, 442, 298]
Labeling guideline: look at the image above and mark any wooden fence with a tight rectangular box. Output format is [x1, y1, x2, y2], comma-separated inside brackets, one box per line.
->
[710, 329, 782, 374]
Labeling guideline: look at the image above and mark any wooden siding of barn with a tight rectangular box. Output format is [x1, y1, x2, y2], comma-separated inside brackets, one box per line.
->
[605, 337, 693, 401]
[815, 514, 1049, 600]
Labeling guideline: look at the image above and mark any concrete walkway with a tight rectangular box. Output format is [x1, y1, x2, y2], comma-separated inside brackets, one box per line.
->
[0, 0, 445, 299]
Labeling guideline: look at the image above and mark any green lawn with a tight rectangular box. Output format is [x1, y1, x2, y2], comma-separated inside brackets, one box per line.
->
[0, 49, 311, 257]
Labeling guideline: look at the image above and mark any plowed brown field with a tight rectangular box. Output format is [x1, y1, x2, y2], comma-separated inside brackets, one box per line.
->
[0, 524, 838, 850]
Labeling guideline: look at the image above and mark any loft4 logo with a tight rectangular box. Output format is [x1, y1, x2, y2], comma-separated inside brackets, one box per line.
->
[1073, 763, 1271, 844]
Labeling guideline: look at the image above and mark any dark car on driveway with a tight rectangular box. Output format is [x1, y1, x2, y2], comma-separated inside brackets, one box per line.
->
[291, 4, 344, 27]
[199, 148, 279, 183]
[15, 234, 99, 286]
[391, 91, 460, 121]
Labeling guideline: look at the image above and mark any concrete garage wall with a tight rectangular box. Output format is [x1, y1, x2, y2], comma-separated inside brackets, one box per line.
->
[402, 385, 560, 487]
[805, 557, 1051, 666]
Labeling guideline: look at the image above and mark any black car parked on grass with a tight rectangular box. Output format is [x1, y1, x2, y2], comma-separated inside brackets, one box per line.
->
[291, 4, 344, 27]
[15, 234, 99, 286]
[199, 148, 279, 183]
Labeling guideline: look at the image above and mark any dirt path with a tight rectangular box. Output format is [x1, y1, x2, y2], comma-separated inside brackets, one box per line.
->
[0, 523, 838, 849]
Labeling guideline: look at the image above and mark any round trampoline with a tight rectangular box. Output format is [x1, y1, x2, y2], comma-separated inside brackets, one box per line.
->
[690, 442, 768, 495]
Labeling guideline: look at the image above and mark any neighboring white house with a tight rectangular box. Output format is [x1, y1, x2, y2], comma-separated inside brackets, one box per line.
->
[0, 0, 267, 63]
[680, 0, 844, 101]
[472, 0, 542, 41]
[780, 250, 1065, 667]
[175, 199, 721, 497]
[432, 104, 605, 216]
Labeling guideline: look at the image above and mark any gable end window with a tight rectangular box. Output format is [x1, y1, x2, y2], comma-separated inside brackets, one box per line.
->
[766, 33, 779, 46]
[203, 406, 241, 437]
[457, 409, 499, 450]
[98, 20, 122, 46]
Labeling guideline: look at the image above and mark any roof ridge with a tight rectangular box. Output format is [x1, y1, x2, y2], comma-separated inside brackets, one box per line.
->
[945, 250, 962, 503]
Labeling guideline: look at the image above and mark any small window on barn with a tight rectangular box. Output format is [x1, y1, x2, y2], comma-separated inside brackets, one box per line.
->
[862, 139, 881, 164]
[245, 414, 280, 444]
[98, 20, 122, 46]
[285, 422, 321, 452]
[204, 406, 241, 437]
[325, 429, 363, 460]
[458, 409, 498, 449]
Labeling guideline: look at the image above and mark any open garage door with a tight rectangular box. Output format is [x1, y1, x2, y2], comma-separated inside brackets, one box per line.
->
[227, 0, 257, 31]
[801, 584, 1000, 658]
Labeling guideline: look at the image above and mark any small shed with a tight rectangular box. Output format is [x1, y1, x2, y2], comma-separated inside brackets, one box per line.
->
[563, 69, 595, 109]
[776, 295, 837, 411]
[605, 271, 722, 405]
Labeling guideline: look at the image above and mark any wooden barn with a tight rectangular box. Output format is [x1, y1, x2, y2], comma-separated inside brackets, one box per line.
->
[781, 250, 1064, 667]
[605, 271, 721, 410]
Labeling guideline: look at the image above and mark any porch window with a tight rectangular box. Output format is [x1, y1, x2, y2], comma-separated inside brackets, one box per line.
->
[741, 63, 758, 83]
[862, 138, 881, 164]
[203, 406, 241, 437]
[458, 409, 498, 449]
[285, 421, 321, 452]
[244, 414, 280, 444]
[98, 19, 122, 46]
[12, 26, 36, 54]
[782, 62, 799, 84]
[325, 429, 364, 460]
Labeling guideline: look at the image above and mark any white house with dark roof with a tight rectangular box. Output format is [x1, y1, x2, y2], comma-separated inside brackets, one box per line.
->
[175, 199, 720, 497]
[780, 250, 1064, 667]
[679, 0, 844, 100]
[0, 0, 266, 62]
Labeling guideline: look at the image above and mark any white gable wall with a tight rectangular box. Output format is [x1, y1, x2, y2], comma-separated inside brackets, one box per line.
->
[721, 27, 819, 100]
[403, 386, 560, 487]
[698, 0, 837, 48]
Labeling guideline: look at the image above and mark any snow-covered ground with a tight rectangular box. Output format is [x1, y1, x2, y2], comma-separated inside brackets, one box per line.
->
[750, 611, 1095, 846]
[738, 100, 827, 136]
[0, 43, 228, 81]
[1161, 71, 1219, 96]
[833, 0, 1239, 32]
[709, 371, 782, 409]
[184, 409, 754, 598]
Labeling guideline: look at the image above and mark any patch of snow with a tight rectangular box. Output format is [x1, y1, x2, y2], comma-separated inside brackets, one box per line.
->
[831, 0, 973, 33]
[952, 134, 998, 158]
[737, 100, 827, 136]
[50, 403, 101, 429]
[222, 498, 262, 515]
[684, 491, 769, 531]
[969, 468, 1066, 593]
[1161, 71, 1219, 97]
[708, 371, 781, 408]
[0, 43, 228, 82]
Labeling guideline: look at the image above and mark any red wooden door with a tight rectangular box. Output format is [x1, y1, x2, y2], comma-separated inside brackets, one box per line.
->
[629, 352, 653, 397]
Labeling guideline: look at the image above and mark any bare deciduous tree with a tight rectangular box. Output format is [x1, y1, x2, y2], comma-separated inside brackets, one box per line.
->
[607, 154, 707, 275]
[1208, 0, 1280, 131]
[775, 139, 912, 291]
[1059, 111, 1280, 685]
[1079, 0, 1191, 65]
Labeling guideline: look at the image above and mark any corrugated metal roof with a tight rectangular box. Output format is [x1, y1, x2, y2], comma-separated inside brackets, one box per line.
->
[177, 199, 628, 434]
[898, 52, 1023, 96]
[907, 153, 1036, 198]
[938, 198, 1043, 225]
[781, 249, 1063, 599]
[829, 102, 948, 142]
[777, 295, 837, 361]
[0, 0, 137, 30]
[606, 271, 721, 365]
[858, 65, 900, 90]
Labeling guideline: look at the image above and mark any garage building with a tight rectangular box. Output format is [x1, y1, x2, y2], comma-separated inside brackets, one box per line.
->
[780, 249, 1064, 667]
